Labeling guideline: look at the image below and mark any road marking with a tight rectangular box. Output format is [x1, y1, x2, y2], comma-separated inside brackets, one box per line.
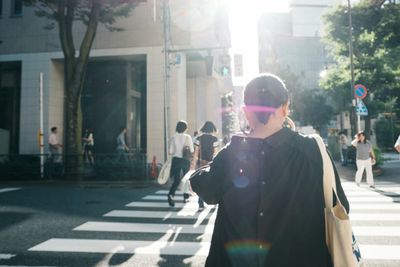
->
[104, 209, 216, 220]
[0, 254, 16, 259]
[343, 186, 400, 193]
[74, 221, 214, 235]
[347, 197, 400, 203]
[0, 188, 21, 194]
[142, 195, 172, 201]
[350, 203, 400, 210]
[155, 190, 184, 195]
[360, 245, 400, 260]
[126, 201, 204, 209]
[346, 191, 400, 197]
[350, 213, 400, 221]
[353, 226, 400, 236]
[29, 238, 210, 256]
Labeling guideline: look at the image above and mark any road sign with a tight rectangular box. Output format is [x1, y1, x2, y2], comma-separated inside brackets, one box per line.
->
[356, 99, 368, 116]
[354, 84, 368, 99]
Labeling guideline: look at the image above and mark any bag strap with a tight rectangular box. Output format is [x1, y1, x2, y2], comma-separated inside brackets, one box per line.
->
[311, 134, 342, 209]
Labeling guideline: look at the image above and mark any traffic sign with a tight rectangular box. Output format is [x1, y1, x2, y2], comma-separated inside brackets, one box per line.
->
[356, 99, 368, 116]
[354, 84, 367, 99]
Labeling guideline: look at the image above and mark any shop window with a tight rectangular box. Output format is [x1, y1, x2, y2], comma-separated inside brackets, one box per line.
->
[12, 0, 22, 17]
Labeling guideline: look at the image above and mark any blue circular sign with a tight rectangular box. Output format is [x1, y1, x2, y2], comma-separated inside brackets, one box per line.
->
[354, 84, 367, 99]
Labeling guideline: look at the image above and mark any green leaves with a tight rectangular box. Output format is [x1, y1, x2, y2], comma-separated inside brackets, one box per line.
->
[321, 2, 400, 116]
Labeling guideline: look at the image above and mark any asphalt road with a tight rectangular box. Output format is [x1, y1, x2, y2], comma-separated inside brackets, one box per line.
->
[0, 155, 399, 267]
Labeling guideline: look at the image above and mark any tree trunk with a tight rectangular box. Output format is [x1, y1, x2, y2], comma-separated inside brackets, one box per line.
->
[65, 81, 83, 177]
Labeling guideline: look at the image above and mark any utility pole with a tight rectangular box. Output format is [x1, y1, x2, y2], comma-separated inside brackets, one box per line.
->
[347, 0, 357, 135]
[162, 0, 171, 161]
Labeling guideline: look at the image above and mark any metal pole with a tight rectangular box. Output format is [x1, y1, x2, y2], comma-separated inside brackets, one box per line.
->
[162, 0, 170, 162]
[347, 0, 357, 134]
[39, 72, 44, 178]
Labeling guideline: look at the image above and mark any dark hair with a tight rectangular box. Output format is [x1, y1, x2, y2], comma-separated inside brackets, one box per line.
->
[51, 127, 57, 132]
[200, 121, 217, 133]
[244, 73, 289, 124]
[176, 120, 188, 133]
[357, 131, 367, 144]
[119, 126, 126, 133]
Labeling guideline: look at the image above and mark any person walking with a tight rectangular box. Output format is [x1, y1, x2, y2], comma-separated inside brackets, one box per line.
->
[48, 126, 63, 177]
[82, 128, 95, 165]
[167, 120, 194, 207]
[339, 130, 349, 166]
[193, 121, 219, 211]
[116, 126, 129, 161]
[49, 126, 62, 162]
[352, 131, 376, 188]
[190, 74, 349, 267]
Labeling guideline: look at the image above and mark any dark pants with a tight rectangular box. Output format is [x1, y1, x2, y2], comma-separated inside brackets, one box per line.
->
[342, 148, 348, 166]
[168, 157, 190, 196]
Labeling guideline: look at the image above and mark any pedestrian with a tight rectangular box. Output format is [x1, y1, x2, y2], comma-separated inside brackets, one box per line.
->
[116, 126, 129, 161]
[192, 121, 219, 211]
[339, 130, 349, 166]
[351, 131, 376, 188]
[190, 73, 349, 266]
[394, 134, 400, 153]
[48, 126, 62, 162]
[48, 126, 63, 178]
[82, 128, 95, 165]
[167, 120, 194, 206]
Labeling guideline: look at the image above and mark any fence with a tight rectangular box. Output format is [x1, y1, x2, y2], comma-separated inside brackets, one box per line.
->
[0, 152, 150, 181]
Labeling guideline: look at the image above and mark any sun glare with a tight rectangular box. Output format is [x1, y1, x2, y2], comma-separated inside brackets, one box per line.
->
[230, 0, 290, 85]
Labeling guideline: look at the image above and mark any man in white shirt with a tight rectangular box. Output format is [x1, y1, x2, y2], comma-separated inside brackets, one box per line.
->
[49, 127, 62, 162]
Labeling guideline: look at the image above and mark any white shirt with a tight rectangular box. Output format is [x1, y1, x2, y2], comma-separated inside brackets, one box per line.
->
[169, 133, 194, 158]
[49, 133, 59, 146]
[395, 135, 400, 147]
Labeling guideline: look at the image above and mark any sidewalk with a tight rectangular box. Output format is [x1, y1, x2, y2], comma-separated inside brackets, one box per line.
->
[335, 154, 400, 185]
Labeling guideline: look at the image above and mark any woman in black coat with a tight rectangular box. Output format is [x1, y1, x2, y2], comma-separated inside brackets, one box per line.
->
[190, 74, 349, 267]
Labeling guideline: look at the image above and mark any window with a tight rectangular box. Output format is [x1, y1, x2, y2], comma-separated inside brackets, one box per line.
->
[12, 0, 22, 16]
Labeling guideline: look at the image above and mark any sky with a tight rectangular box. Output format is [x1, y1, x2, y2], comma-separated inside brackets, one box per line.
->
[229, 0, 290, 86]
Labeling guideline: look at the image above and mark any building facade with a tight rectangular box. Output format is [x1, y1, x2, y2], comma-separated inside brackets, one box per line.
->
[0, 0, 232, 162]
[258, 0, 341, 90]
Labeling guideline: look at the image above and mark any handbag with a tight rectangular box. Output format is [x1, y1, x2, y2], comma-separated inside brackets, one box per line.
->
[157, 158, 172, 185]
[182, 136, 193, 161]
[312, 134, 365, 267]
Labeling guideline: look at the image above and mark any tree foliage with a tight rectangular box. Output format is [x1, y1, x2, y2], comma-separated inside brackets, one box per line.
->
[291, 89, 334, 130]
[321, 2, 400, 117]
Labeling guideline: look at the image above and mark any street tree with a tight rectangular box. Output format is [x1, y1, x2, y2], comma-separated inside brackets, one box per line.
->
[291, 89, 334, 131]
[23, 0, 141, 174]
[321, 1, 400, 136]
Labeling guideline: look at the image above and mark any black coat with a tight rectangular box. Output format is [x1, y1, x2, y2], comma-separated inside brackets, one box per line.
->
[190, 127, 349, 267]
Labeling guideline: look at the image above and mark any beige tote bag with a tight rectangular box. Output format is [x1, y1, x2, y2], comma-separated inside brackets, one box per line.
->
[312, 135, 365, 267]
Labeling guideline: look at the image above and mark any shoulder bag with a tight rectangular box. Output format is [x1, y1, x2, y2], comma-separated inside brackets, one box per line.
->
[312, 134, 365, 267]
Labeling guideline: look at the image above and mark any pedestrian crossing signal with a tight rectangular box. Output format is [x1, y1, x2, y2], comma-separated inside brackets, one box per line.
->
[356, 100, 368, 116]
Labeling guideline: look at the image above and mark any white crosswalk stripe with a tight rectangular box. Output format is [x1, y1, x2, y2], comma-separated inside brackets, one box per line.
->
[342, 181, 400, 264]
[27, 189, 215, 263]
[25, 182, 400, 266]
[0, 188, 21, 194]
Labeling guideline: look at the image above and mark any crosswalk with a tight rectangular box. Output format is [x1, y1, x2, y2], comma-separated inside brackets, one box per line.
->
[2, 182, 400, 266]
[342, 181, 400, 264]
[29, 191, 215, 259]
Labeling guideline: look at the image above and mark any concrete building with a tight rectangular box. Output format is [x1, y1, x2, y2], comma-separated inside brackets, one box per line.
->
[258, 0, 341, 90]
[0, 0, 231, 162]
